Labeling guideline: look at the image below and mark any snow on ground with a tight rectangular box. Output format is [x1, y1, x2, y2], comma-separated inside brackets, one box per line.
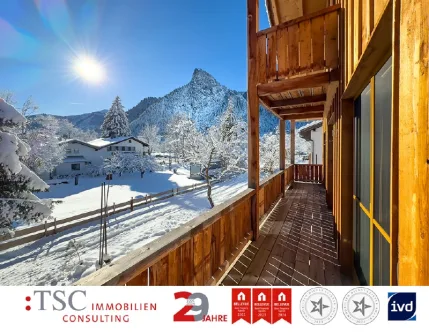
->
[0, 174, 248, 286]
[37, 167, 200, 220]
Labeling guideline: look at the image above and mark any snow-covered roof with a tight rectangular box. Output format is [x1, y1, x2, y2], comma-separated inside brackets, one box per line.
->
[298, 120, 323, 133]
[62, 156, 87, 163]
[60, 136, 149, 149]
[88, 136, 135, 147]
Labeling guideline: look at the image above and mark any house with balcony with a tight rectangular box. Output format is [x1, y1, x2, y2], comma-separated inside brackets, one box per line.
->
[53, 136, 149, 177]
[75, 0, 428, 287]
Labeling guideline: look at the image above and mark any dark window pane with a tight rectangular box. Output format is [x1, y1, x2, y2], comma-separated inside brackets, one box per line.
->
[354, 207, 370, 285]
[373, 226, 390, 286]
[360, 84, 371, 209]
[374, 57, 392, 234]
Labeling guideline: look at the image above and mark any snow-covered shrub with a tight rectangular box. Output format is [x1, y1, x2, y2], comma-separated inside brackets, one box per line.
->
[0, 98, 52, 234]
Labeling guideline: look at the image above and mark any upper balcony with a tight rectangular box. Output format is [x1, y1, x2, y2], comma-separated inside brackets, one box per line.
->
[256, 4, 341, 121]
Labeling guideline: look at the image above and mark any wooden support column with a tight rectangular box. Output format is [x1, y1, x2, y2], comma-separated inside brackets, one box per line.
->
[397, 0, 429, 285]
[280, 119, 286, 195]
[339, 99, 354, 274]
[290, 120, 296, 185]
[247, 0, 260, 241]
[326, 122, 334, 208]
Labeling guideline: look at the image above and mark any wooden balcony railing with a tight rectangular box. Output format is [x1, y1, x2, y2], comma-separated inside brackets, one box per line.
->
[294, 164, 324, 183]
[256, 4, 340, 84]
[73, 166, 325, 286]
[259, 170, 283, 220]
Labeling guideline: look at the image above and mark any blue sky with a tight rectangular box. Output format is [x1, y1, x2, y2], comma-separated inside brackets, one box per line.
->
[0, 0, 270, 116]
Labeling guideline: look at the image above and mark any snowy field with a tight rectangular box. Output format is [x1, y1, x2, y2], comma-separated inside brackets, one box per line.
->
[0, 174, 248, 286]
[37, 167, 201, 219]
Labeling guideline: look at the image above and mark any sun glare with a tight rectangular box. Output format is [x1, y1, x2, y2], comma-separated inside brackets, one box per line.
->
[74, 56, 106, 83]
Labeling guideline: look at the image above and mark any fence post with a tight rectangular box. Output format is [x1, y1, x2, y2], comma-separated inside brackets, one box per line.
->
[44, 220, 47, 236]
[53, 218, 57, 234]
[113, 203, 116, 215]
[130, 197, 134, 211]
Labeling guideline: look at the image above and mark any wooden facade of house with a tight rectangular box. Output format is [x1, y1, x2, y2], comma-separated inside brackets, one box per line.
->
[75, 0, 428, 287]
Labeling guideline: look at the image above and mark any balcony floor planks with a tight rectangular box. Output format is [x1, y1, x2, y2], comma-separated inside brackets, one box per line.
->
[220, 182, 343, 286]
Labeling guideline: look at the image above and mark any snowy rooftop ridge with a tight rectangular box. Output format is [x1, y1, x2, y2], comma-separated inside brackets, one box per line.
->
[88, 136, 136, 147]
[60, 136, 149, 149]
[298, 120, 323, 133]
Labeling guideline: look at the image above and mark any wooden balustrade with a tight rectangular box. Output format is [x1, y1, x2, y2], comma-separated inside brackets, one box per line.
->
[75, 188, 256, 286]
[294, 164, 324, 183]
[259, 170, 283, 220]
[284, 165, 294, 187]
[256, 5, 340, 84]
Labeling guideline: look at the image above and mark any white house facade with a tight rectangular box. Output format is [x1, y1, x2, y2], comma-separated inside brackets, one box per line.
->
[53, 136, 149, 177]
[299, 121, 323, 165]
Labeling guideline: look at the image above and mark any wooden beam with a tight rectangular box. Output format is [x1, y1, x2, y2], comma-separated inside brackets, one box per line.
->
[247, 0, 260, 241]
[269, 94, 326, 108]
[278, 110, 323, 118]
[339, 99, 354, 274]
[290, 120, 295, 165]
[260, 97, 282, 119]
[279, 119, 286, 196]
[277, 105, 324, 115]
[258, 69, 340, 96]
[397, 0, 429, 286]
[282, 112, 323, 121]
[342, 0, 393, 99]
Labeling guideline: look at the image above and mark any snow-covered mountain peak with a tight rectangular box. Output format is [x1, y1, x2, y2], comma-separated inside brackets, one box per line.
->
[190, 68, 220, 89]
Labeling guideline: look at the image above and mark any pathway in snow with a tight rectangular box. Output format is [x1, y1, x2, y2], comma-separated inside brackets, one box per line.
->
[0, 175, 247, 286]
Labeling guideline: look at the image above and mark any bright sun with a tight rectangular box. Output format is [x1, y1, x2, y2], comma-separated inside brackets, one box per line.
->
[74, 56, 105, 83]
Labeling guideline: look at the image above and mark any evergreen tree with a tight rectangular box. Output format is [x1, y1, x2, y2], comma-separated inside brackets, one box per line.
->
[0, 98, 52, 234]
[101, 96, 131, 138]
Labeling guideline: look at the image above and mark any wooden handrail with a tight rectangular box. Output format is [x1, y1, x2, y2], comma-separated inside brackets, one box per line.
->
[74, 188, 255, 286]
[260, 170, 284, 188]
[256, 4, 341, 37]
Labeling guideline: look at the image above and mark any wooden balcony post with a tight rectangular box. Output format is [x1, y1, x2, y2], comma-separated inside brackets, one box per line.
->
[247, 0, 260, 241]
[280, 119, 286, 195]
[397, 0, 429, 286]
[339, 99, 354, 275]
[290, 119, 296, 181]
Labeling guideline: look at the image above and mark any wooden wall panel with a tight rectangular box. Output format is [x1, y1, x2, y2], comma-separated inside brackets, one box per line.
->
[353, 0, 362, 69]
[288, 25, 300, 75]
[311, 16, 325, 70]
[299, 20, 312, 72]
[267, 31, 277, 81]
[257, 35, 267, 83]
[325, 11, 339, 69]
[277, 28, 289, 78]
[374, 0, 389, 24]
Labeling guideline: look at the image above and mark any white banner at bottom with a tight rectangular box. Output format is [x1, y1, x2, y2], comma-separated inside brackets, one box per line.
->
[0, 286, 425, 332]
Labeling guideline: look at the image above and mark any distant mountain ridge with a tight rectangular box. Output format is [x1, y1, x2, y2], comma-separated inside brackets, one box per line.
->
[35, 69, 307, 136]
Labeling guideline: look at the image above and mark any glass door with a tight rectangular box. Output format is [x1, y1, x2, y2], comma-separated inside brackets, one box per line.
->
[353, 56, 392, 286]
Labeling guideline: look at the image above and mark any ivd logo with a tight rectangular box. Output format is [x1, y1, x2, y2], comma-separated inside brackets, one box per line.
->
[388, 292, 416, 321]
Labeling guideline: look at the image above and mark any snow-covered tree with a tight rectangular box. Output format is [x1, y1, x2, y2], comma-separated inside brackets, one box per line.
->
[139, 124, 160, 155]
[103, 152, 159, 176]
[0, 90, 39, 134]
[165, 113, 196, 162]
[23, 116, 66, 175]
[0, 98, 52, 234]
[186, 110, 247, 208]
[260, 127, 280, 175]
[101, 96, 131, 138]
[57, 119, 98, 142]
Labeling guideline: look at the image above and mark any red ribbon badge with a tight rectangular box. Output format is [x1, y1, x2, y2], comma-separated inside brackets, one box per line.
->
[272, 288, 292, 324]
[252, 288, 272, 323]
[232, 288, 251, 324]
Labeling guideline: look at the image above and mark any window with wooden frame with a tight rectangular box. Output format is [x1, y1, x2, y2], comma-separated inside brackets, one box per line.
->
[353, 56, 392, 286]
